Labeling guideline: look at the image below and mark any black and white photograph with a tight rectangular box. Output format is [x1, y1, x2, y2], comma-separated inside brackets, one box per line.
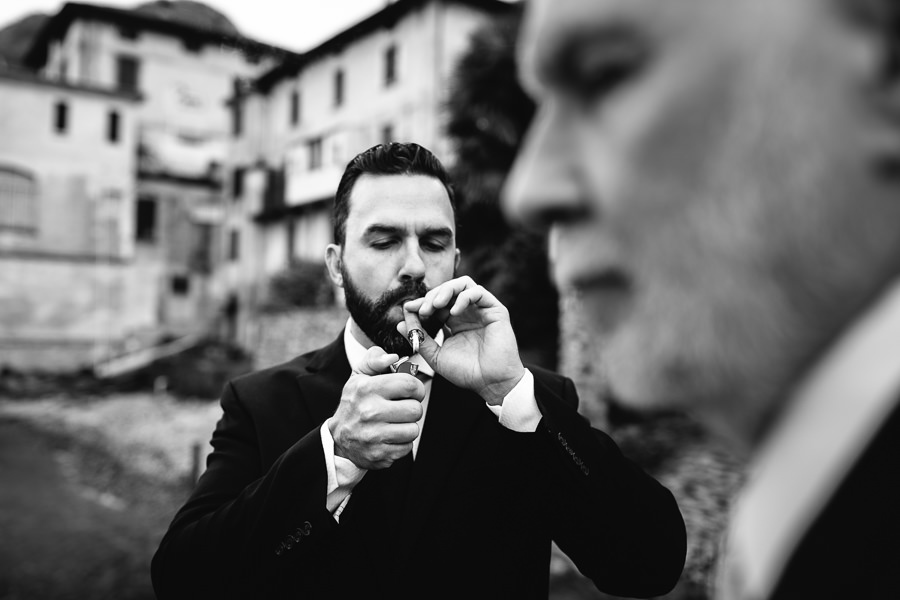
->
[1, 1, 897, 599]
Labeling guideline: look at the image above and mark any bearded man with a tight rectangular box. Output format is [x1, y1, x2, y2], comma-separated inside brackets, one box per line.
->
[151, 142, 685, 599]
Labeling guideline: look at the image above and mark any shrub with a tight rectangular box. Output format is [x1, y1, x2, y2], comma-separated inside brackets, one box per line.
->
[266, 259, 335, 310]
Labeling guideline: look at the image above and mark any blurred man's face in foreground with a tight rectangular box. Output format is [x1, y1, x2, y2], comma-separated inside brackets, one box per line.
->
[503, 0, 900, 443]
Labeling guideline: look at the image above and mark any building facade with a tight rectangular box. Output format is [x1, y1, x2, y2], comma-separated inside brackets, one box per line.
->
[1, 0, 514, 370]
[1, 2, 294, 371]
[0, 67, 142, 369]
[224, 0, 513, 348]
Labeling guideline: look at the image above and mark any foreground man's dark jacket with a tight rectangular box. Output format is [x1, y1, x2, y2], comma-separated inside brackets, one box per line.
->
[151, 333, 686, 599]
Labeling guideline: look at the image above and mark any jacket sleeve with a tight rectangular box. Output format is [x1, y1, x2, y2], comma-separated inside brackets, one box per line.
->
[533, 370, 687, 598]
[150, 380, 339, 600]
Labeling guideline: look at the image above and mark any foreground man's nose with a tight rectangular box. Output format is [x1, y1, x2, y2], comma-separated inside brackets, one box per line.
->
[502, 101, 586, 231]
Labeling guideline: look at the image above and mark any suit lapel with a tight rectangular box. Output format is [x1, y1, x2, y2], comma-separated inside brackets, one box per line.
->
[395, 374, 488, 557]
[293, 332, 351, 426]
[291, 338, 489, 552]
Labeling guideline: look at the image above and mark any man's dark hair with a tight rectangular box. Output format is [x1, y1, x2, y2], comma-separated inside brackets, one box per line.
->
[332, 142, 457, 245]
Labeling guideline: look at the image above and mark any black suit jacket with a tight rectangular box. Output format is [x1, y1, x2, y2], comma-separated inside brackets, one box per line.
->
[767, 396, 900, 599]
[151, 333, 686, 599]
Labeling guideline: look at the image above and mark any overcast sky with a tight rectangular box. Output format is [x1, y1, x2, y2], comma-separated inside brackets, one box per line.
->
[0, 0, 403, 53]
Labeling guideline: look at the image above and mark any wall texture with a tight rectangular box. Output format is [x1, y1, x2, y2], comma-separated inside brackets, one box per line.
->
[248, 305, 349, 370]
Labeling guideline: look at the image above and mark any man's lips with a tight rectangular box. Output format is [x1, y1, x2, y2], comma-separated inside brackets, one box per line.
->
[569, 270, 631, 293]
[566, 269, 633, 334]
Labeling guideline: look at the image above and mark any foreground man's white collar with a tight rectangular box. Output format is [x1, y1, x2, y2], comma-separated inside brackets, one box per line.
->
[719, 278, 900, 599]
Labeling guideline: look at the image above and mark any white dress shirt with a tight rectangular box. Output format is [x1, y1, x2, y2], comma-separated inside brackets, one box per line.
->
[320, 318, 542, 520]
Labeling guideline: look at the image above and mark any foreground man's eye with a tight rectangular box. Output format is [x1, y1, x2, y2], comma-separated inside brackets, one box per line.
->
[565, 31, 650, 104]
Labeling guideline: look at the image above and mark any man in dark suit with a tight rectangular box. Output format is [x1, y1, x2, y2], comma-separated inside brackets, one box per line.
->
[502, 0, 900, 598]
[151, 142, 686, 599]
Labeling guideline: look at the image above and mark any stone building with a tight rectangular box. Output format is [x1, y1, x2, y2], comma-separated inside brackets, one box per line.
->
[0, 66, 141, 370]
[222, 0, 515, 348]
[0, 1, 295, 371]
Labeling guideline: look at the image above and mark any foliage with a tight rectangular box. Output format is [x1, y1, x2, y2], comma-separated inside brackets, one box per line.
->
[445, 7, 559, 369]
[0, 13, 49, 67]
[266, 259, 335, 310]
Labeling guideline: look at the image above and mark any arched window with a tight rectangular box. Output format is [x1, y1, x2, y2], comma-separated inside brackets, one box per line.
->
[0, 166, 38, 233]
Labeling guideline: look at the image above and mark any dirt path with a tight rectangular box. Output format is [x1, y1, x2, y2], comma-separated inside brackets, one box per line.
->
[0, 417, 178, 600]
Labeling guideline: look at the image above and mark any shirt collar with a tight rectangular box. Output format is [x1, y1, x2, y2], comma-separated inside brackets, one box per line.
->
[721, 277, 900, 599]
[343, 317, 443, 377]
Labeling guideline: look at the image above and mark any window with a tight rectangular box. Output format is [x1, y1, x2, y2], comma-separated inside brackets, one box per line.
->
[182, 37, 203, 53]
[307, 137, 323, 171]
[0, 166, 37, 232]
[333, 69, 344, 107]
[290, 90, 300, 126]
[54, 101, 68, 134]
[171, 274, 190, 295]
[135, 195, 157, 242]
[286, 219, 295, 264]
[116, 55, 140, 93]
[190, 223, 213, 274]
[263, 167, 285, 210]
[231, 101, 243, 137]
[107, 110, 120, 143]
[381, 124, 394, 144]
[231, 167, 245, 199]
[384, 44, 397, 86]
[228, 229, 240, 261]
[118, 26, 139, 40]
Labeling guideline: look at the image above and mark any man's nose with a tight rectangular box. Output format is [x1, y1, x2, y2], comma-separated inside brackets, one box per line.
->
[398, 241, 427, 280]
[502, 100, 586, 230]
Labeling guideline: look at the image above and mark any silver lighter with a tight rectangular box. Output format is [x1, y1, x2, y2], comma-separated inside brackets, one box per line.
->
[390, 355, 419, 376]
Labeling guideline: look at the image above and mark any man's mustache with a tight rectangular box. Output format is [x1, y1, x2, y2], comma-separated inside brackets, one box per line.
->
[375, 280, 429, 311]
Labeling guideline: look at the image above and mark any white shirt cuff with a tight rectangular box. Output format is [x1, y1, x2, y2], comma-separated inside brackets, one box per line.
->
[487, 368, 541, 432]
[320, 419, 367, 513]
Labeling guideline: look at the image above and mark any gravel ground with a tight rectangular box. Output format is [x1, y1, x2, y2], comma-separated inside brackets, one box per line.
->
[0, 393, 220, 600]
[0, 393, 222, 486]
[0, 389, 744, 600]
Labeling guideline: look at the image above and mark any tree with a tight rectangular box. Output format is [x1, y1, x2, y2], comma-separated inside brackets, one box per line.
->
[445, 7, 559, 369]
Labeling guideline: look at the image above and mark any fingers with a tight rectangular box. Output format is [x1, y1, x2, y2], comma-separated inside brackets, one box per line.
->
[380, 423, 420, 445]
[448, 285, 499, 315]
[405, 276, 499, 318]
[377, 396, 425, 424]
[332, 374, 424, 469]
[354, 345, 400, 376]
[356, 372, 425, 403]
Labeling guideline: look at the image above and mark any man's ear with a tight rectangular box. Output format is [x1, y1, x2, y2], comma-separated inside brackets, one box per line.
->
[325, 244, 344, 288]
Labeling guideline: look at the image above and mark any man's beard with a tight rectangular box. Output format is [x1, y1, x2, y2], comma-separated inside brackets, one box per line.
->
[342, 268, 445, 357]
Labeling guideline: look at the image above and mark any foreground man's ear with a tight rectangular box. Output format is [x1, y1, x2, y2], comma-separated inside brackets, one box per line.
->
[325, 244, 345, 288]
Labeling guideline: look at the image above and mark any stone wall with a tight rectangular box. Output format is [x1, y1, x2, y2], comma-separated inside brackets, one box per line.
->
[246, 306, 349, 370]
[0, 255, 157, 371]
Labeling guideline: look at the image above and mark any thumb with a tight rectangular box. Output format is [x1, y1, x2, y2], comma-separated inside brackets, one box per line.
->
[355, 345, 400, 376]
[399, 302, 440, 367]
